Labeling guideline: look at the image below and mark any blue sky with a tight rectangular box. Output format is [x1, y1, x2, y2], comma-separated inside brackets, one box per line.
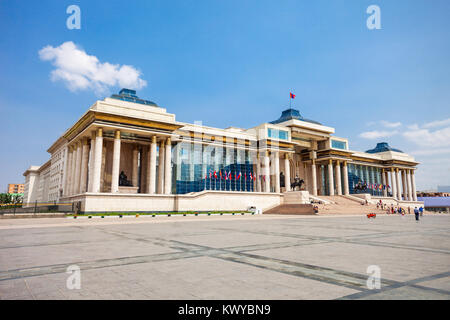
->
[1, 0, 449, 191]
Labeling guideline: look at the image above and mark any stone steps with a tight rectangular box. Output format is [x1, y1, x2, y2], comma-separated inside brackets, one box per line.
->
[265, 204, 316, 215]
[315, 195, 386, 215]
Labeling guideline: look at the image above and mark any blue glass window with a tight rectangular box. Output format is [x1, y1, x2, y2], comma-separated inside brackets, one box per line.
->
[268, 128, 288, 140]
[331, 140, 347, 150]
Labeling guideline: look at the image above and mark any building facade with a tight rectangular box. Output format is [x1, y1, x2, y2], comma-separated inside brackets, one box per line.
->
[23, 89, 422, 212]
[7, 183, 24, 194]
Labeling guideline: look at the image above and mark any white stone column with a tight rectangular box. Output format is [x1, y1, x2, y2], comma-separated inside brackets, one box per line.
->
[148, 136, 157, 194]
[73, 142, 82, 195]
[87, 132, 96, 192]
[132, 146, 139, 187]
[62, 146, 70, 197]
[71, 146, 78, 195]
[274, 152, 280, 193]
[335, 160, 342, 195]
[395, 168, 401, 200]
[69, 144, 77, 195]
[342, 161, 349, 195]
[407, 169, 412, 201]
[256, 153, 262, 192]
[311, 160, 318, 196]
[157, 141, 165, 194]
[264, 151, 270, 192]
[64, 146, 73, 196]
[401, 170, 407, 201]
[111, 130, 121, 193]
[390, 168, 397, 199]
[79, 139, 89, 193]
[92, 128, 103, 193]
[284, 154, 291, 192]
[411, 170, 417, 201]
[382, 169, 388, 197]
[164, 138, 172, 194]
[328, 159, 335, 196]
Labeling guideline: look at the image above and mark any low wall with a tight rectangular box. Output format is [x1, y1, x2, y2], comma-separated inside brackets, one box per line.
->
[62, 191, 282, 213]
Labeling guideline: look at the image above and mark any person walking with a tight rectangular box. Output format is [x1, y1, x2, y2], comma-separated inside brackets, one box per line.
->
[419, 207, 424, 217]
[414, 207, 419, 222]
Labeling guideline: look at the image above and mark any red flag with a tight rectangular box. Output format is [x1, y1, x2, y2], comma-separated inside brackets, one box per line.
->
[244, 173, 247, 180]
[237, 172, 241, 180]
[290, 92, 296, 99]
[224, 170, 228, 180]
[229, 172, 232, 180]
[220, 170, 222, 180]
[214, 170, 217, 179]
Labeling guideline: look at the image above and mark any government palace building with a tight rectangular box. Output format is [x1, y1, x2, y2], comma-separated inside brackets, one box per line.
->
[23, 89, 423, 213]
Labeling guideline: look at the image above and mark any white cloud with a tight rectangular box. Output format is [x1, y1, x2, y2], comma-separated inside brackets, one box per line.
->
[359, 130, 398, 139]
[402, 126, 450, 148]
[380, 120, 402, 128]
[39, 41, 147, 94]
[407, 124, 419, 130]
[422, 118, 450, 129]
[410, 148, 450, 156]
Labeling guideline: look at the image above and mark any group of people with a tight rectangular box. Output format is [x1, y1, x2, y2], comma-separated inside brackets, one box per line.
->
[377, 200, 424, 221]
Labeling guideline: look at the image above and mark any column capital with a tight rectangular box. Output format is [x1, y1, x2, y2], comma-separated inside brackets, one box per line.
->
[391, 167, 395, 172]
[396, 168, 399, 172]
[166, 137, 171, 146]
[82, 138, 89, 145]
[91, 130, 96, 139]
[265, 150, 270, 157]
[284, 153, 290, 160]
[114, 130, 121, 139]
[151, 135, 157, 144]
[97, 128, 103, 137]
[336, 160, 340, 165]
[329, 159, 333, 165]
[343, 160, 348, 166]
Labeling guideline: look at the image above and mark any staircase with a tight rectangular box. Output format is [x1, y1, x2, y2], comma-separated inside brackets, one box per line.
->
[265, 204, 316, 215]
[314, 196, 386, 215]
[265, 191, 316, 215]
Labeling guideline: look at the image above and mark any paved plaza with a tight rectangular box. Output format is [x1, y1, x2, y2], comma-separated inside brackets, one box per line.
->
[0, 214, 449, 300]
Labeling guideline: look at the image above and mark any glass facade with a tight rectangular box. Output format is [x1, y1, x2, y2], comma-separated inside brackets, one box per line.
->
[173, 142, 256, 194]
[268, 128, 288, 140]
[331, 140, 347, 150]
[347, 163, 383, 196]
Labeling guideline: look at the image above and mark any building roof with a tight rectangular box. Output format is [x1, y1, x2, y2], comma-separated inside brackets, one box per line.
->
[270, 108, 322, 125]
[110, 88, 158, 107]
[417, 197, 450, 208]
[365, 142, 404, 154]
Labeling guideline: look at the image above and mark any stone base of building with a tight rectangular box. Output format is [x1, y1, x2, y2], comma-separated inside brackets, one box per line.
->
[61, 191, 283, 214]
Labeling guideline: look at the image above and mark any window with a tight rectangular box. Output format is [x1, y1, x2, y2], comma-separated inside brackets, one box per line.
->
[331, 140, 347, 150]
[268, 128, 288, 140]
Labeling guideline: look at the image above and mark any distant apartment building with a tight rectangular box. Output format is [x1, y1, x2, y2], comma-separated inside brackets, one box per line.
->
[7, 183, 24, 194]
[438, 186, 450, 193]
